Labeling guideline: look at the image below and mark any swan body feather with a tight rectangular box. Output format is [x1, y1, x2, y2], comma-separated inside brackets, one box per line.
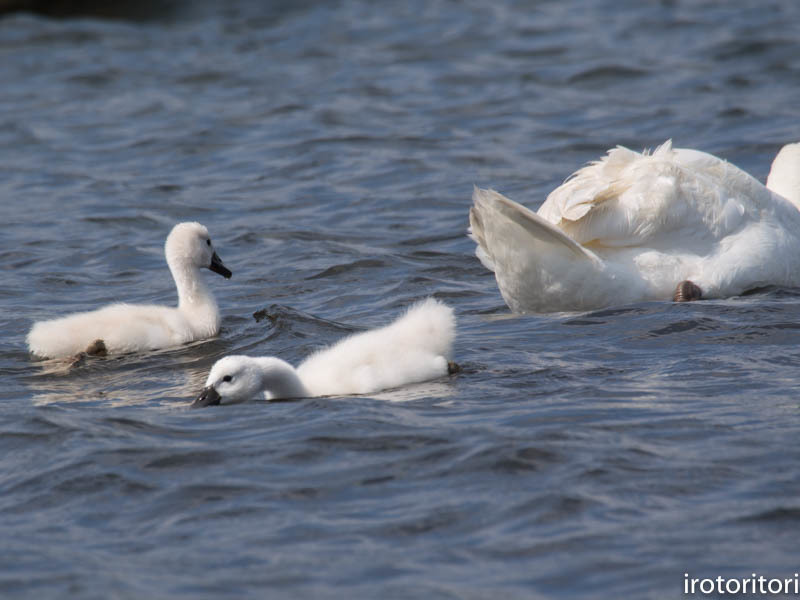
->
[470, 140, 800, 312]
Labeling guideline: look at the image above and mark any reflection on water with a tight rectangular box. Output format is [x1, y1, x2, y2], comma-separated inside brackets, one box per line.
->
[24, 341, 220, 408]
[369, 380, 456, 403]
[27, 359, 204, 408]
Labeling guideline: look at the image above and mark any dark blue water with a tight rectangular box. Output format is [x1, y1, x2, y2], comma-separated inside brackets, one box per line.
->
[2, 1, 800, 598]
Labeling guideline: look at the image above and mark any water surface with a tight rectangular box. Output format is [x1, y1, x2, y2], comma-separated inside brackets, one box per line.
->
[2, 1, 800, 598]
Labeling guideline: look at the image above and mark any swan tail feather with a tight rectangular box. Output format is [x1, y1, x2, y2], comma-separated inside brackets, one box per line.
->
[469, 187, 614, 312]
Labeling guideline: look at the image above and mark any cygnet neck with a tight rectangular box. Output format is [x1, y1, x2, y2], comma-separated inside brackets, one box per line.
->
[168, 257, 215, 307]
[167, 257, 220, 340]
[255, 357, 310, 400]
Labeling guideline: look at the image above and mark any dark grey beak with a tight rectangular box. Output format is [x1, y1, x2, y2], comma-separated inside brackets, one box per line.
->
[192, 385, 222, 408]
[209, 252, 232, 279]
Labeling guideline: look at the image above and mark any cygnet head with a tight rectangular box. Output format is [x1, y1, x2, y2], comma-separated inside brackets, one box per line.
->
[194, 356, 262, 407]
[166, 222, 232, 279]
[766, 142, 800, 209]
[192, 356, 305, 408]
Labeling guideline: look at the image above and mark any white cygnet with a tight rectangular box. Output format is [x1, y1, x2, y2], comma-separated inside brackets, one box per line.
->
[193, 298, 456, 406]
[27, 221, 232, 359]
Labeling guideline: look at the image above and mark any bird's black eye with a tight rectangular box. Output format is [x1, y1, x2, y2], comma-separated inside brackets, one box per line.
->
[206, 239, 211, 247]
[222, 375, 232, 383]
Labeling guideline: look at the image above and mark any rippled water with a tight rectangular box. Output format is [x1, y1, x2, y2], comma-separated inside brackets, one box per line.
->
[2, 1, 800, 598]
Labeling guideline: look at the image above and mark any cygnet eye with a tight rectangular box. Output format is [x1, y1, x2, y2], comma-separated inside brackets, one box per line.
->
[206, 239, 211, 247]
[222, 375, 232, 383]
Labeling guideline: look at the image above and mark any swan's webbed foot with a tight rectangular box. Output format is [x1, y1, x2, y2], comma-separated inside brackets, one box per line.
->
[447, 361, 461, 375]
[85, 339, 107, 357]
[68, 353, 88, 369]
[673, 280, 702, 302]
[67, 340, 107, 369]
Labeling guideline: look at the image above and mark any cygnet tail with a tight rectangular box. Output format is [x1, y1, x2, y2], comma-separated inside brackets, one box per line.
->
[391, 297, 455, 359]
[351, 298, 456, 393]
[469, 187, 609, 312]
[27, 317, 93, 359]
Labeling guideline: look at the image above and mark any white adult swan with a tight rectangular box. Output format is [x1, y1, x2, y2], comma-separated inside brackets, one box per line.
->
[193, 298, 456, 406]
[469, 140, 800, 312]
[27, 222, 232, 359]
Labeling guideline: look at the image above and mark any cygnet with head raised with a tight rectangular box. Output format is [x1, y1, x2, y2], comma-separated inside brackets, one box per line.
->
[27, 221, 232, 359]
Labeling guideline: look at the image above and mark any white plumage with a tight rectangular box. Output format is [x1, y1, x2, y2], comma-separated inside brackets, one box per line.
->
[469, 140, 800, 312]
[27, 222, 232, 359]
[193, 298, 456, 406]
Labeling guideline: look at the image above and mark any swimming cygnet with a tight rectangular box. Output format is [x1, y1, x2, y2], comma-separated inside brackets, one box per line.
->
[27, 222, 232, 359]
[193, 298, 456, 407]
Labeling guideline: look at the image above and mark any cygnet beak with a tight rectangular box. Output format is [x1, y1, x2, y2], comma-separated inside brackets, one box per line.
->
[192, 385, 222, 408]
[209, 252, 232, 279]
